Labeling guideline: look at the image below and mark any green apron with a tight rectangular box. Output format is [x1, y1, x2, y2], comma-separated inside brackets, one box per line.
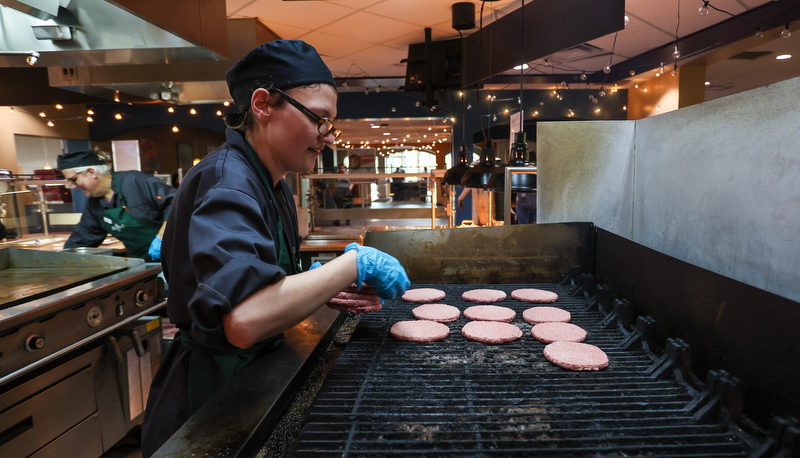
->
[182, 142, 301, 414]
[102, 180, 160, 260]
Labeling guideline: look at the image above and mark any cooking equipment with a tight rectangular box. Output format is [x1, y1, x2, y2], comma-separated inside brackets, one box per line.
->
[0, 248, 166, 457]
[152, 223, 799, 457]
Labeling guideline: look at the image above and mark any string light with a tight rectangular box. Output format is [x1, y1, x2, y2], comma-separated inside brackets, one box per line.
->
[781, 24, 791, 39]
[755, 28, 763, 39]
[114, 113, 122, 120]
[168, 106, 175, 113]
[55, 104, 63, 110]
[698, 1, 709, 16]
[172, 126, 179, 132]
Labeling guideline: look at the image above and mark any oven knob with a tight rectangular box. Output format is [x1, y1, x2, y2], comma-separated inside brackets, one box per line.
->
[87, 306, 103, 327]
[26, 335, 45, 352]
[135, 290, 150, 307]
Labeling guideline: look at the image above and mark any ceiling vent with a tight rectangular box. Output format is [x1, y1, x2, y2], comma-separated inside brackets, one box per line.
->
[730, 51, 772, 60]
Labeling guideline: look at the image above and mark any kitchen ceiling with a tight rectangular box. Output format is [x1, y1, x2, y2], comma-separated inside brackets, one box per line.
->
[1, 0, 799, 146]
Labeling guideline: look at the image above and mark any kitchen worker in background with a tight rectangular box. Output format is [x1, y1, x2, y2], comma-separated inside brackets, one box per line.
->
[57, 150, 175, 261]
[515, 191, 537, 224]
[141, 40, 410, 456]
[333, 164, 352, 226]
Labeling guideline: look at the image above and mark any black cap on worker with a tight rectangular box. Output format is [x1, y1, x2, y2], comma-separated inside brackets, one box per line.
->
[57, 150, 105, 171]
[225, 40, 335, 112]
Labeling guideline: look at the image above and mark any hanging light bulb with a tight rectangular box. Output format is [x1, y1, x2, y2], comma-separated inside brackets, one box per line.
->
[580, 71, 587, 81]
[556, 93, 562, 101]
[659, 62, 666, 75]
[781, 24, 791, 39]
[599, 89, 606, 97]
[671, 63, 678, 76]
[603, 64, 611, 74]
[624, 15, 629, 26]
[755, 28, 764, 39]
[589, 94, 595, 101]
[672, 45, 680, 59]
[698, 1, 709, 16]
[629, 69, 636, 76]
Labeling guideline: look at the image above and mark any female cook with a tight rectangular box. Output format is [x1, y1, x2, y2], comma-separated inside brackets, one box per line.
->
[140, 40, 410, 456]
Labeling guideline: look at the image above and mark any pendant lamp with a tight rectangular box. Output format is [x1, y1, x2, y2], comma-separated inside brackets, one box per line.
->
[460, 143, 499, 188]
[487, 0, 537, 193]
[442, 144, 472, 185]
[443, 4, 475, 187]
[487, 131, 537, 192]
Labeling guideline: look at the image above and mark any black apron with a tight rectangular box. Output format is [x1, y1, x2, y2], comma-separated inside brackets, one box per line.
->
[181, 142, 301, 414]
[102, 180, 160, 260]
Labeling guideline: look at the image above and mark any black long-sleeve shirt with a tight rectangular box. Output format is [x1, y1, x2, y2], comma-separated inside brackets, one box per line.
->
[64, 171, 176, 249]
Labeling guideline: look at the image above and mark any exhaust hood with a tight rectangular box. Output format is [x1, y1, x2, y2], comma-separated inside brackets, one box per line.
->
[0, 0, 239, 104]
[0, 0, 228, 67]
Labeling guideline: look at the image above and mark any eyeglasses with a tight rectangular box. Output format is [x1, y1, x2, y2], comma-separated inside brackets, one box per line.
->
[66, 172, 83, 185]
[273, 88, 342, 140]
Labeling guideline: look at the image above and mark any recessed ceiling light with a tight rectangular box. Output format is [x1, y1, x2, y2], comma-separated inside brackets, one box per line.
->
[776, 54, 792, 60]
[370, 124, 379, 128]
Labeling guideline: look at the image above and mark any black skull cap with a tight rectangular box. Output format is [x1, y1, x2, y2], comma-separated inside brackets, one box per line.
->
[57, 150, 105, 170]
[226, 39, 335, 111]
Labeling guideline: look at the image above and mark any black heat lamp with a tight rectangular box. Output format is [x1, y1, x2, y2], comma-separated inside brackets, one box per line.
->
[442, 144, 472, 185]
[461, 143, 499, 189]
[487, 131, 537, 192]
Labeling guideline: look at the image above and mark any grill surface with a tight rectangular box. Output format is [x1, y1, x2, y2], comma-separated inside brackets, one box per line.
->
[286, 283, 761, 457]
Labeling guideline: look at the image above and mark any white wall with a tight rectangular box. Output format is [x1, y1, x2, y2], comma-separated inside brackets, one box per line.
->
[538, 76, 800, 303]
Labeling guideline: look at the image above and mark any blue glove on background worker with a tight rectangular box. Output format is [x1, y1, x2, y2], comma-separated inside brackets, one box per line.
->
[148, 236, 162, 261]
[345, 243, 410, 299]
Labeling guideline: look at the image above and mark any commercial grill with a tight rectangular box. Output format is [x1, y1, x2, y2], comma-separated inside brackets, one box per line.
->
[154, 223, 800, 457]
[285, 279, 776, 457]
[0, 248, 166, 458]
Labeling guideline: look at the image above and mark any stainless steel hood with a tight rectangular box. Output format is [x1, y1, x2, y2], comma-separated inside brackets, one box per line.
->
[0, 0, 237, 104]
[0, 0, 228, 67]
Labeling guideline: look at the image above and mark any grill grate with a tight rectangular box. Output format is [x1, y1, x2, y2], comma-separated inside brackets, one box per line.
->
[286, 284, 759, 457]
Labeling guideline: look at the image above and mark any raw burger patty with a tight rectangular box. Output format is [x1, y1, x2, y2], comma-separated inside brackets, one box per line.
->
[531, 322, 587, 343]
[461, 321, 522, 344]
[344, 283, 377, 294]
[390, 320, 450, 342]
[328, 303, 382, 313]
[522, 306, 571, 324]
[464, 305, 516, 323]
[543, 341, 609, 371]
[412, 304, 461, 323]
[402, 288, 446, 303]
[511, 288, 559, 303]
[334, 291, 383, 302]
[327, 296, 381, 307]
[462, 289, 507, 303]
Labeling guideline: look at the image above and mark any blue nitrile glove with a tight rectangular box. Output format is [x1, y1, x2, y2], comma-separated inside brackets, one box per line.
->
[344, 243, 410, 300]
[308, 261, 322, 271]
[148, 236, 162, 261]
